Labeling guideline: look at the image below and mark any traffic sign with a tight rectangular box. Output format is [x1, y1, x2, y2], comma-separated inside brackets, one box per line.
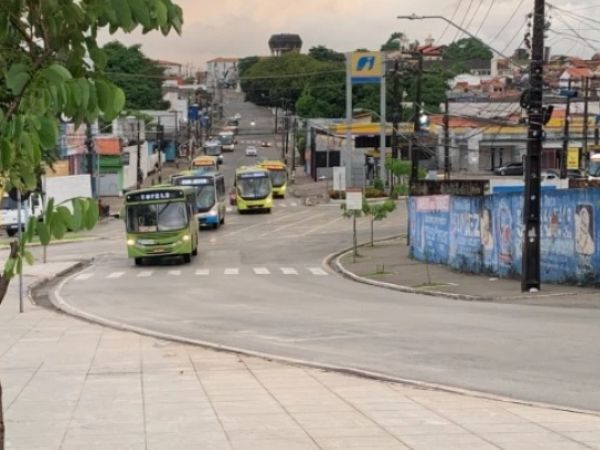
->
[345, 188, 363, 210]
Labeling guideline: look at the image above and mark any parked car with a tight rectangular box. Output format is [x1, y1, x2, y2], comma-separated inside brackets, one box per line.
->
[543, 169, 586, 179]
[245, 146, 257, 157]
[494, 162, 523, 176]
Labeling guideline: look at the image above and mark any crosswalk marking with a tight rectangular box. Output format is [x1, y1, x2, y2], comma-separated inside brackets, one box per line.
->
[107, 272, 124, 279]
[74, 273, 94, 281]
[308, 267, 328, 276]
[226, 207, 233, 213]
[291, 202, 297, 207]
[72, 266, 331, 280]
[279, 204, 287, 208]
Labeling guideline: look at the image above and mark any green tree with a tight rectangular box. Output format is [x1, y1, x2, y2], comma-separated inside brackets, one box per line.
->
[380, 32, 407, 52]
[104, 41, 170, 110]
[308, 45, 345, 63]
[363, 199, 396, 247]
[0, 1, 182, 446]
[238, 56, 260, 77]
[443, 37, 493, 62]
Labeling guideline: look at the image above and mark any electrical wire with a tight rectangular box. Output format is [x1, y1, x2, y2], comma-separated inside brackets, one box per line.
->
[437, 0, 464, 43]
[474, 0, 496, 36]
[488, 0, 527, 46]
[453, 0, 476, 42]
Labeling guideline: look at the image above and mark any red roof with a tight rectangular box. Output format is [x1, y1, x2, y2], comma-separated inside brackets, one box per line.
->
[95, 137, 121, 156]
[564, 67, 592, 79]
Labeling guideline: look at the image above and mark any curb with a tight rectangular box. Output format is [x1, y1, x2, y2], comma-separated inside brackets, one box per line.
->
[39, 262, 600, 418]
[26, 260, 91, 306]
[325, 236, 488, 302]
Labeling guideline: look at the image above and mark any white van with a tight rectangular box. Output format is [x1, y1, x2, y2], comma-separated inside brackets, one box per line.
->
[0, 192, 43, 237]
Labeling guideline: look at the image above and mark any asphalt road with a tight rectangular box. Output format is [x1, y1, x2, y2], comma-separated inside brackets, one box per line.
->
[30, 91, 600, 413]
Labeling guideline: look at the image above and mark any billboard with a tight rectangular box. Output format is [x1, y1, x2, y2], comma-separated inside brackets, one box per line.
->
[349, 51, 382, 85]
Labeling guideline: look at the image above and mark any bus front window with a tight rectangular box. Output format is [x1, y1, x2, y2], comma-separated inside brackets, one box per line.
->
[270, 170, 286, 187]
[195, 185, 216, 211]
[589, 161, 600, 177]
[237, 176, 270, 199]
[127, 202, 188, 232]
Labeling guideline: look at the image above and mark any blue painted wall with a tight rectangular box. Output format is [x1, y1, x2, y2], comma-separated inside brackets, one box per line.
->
[409, 188, 600, 285]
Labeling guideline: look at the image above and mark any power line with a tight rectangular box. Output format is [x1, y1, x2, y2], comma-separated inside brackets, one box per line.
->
[437, 0, 464, 43]
[453, 0, 476, 42]
[475, 0, 496, 36]
[489, 0, 527, 45]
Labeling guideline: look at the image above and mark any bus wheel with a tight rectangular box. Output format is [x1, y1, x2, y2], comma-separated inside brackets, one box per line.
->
[134, 257, 143, 266]
[183, 253, 192, 263]
[192, 246, 198, 256]
[266, 208, 272, 214]
[220, 215, 225, 225]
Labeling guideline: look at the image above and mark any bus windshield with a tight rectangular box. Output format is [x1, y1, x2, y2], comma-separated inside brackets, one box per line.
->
[237, 175, 270, 199]
[205, 146, 221, 156]
[127, 202, 188, 233]
[219, 134, 234, 145]
[195, 184, 215, 211]
[589, 161, 600, 177]
[270, 170, 286, 187]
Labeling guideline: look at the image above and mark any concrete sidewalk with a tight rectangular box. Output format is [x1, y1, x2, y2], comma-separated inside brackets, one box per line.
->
[336, 237, 600, 308]
[1, 263, 600, 449]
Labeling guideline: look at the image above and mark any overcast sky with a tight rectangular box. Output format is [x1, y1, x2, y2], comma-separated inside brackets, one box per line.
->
[100, 0, 600, 70]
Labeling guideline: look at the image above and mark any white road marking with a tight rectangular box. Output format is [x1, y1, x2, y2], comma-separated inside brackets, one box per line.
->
[137, 271, 153, 277]
[263, 213, 327, 236]
[301, 216, 344, 236]
[107, 272, 124, 279]
[308, 267, 328, 276]
[279, 204, 287, 208]
[281, 267, 298, 275]
[254, 267, 270, 275]
[291, 202, 297, 207]
[226, 207, 233, 213]
[224, 268, 239, 275]
[74, 273, 94, 281]
[168, 270, 181, 276]
[195, 269, 210, 275]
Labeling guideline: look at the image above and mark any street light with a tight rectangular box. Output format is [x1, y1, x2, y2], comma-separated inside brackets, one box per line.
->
[396, 14, 513, 62]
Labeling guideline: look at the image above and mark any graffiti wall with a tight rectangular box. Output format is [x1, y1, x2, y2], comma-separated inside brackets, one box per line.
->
[408, 188, 600, 285]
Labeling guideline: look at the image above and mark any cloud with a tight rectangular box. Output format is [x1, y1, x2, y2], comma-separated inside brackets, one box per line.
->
[98, 0, 600, 69]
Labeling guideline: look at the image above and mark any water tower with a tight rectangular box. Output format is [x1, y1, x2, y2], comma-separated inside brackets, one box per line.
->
[268, 34, 303, 56]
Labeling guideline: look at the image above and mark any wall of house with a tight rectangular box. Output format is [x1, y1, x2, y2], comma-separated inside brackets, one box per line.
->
[409, 189, 600, 285]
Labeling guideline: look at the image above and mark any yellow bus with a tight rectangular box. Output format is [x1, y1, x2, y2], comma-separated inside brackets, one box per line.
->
[191, 155, 219, 172]
[234, 166, 273, 214]
[259, 160, 287, 198]
[124, 186, 199, 265]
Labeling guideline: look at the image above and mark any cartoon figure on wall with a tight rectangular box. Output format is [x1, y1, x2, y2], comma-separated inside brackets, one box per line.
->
[575, 204, 595, 256]
[480, 208, 493, 251]
[497, 200, 512, 266]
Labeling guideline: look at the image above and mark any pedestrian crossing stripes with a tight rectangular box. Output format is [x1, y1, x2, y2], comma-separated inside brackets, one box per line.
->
[74, 267, 329, 281]
[107, 272, 124, 279]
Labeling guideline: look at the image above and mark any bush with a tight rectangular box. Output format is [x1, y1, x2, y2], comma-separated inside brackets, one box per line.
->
[392, 183, 409, 198]
[373, 177, 384, 191]
[364, 187, 386, 198]
[329, 190, 346, 199]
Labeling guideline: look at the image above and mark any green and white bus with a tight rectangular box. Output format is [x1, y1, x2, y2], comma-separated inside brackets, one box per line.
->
[171, 170, 227, 228]
[124, 186, 199, 265]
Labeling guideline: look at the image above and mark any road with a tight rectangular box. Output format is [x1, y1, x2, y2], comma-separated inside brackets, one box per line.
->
[29, 90, 600, 413]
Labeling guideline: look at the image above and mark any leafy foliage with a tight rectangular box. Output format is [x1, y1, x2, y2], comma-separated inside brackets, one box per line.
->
[0, 0, 182, 197]
[308, 46, 345, 63]
[443, 37, 493, 62]
[103, 41, 170, 110]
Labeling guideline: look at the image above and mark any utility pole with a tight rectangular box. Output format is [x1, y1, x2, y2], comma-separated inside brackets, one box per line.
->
[85, 121, 96, 198]
[136, 118, 142, 190]
[291, 117, 297, 183]
[560, 78, 572, 179]
[391, 59, 400, 192]
[284, 113, 290, 167]
[157, 119, 163, 184]
[444, 97, 450, 180]
[521, 0, 545, 293]
[410, 51, 423, 187]
[274, 106, 278, 134]
[583, 76, 589, 170]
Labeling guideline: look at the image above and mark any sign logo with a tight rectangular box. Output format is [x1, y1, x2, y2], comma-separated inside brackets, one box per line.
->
[350, 51, 382, 85]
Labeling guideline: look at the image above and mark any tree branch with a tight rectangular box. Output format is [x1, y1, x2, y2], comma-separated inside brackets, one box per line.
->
[0, 241, 19, 307]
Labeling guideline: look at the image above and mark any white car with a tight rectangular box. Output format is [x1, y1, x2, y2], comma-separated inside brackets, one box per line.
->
[245, 146, 257, 157]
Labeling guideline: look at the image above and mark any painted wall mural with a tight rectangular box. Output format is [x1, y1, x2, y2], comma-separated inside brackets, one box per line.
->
[409, 189, 600, 285]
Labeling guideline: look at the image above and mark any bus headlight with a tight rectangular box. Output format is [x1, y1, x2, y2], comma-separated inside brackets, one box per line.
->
[127, 239, 136, 246]
[182, 234, 191, 242]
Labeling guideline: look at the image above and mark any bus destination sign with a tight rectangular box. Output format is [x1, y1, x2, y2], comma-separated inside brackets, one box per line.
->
[127, 190, 183, 202]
